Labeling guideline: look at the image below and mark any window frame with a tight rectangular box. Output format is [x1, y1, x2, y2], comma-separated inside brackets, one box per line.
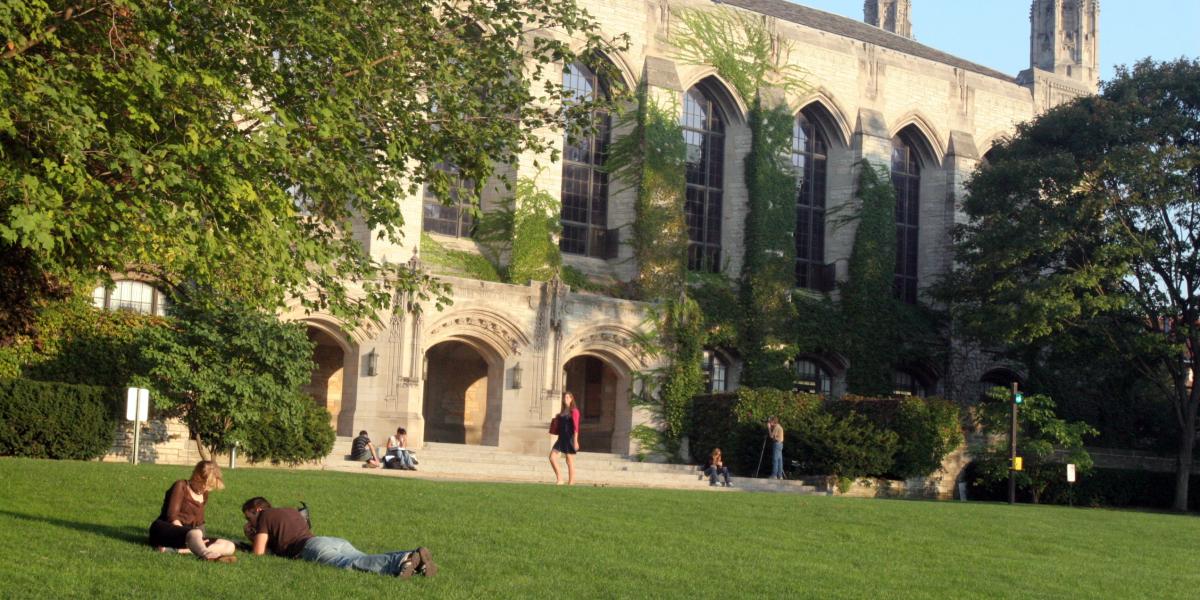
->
[559, 62, 612, 259]
[890, 135, 921, 304]
[793, 112, 829, 290]
[92, 280, 169, 316]
[682, 86, 726, 273]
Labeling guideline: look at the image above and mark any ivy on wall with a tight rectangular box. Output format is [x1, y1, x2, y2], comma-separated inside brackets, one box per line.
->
[629, 294, 705, 459]
[607, 85, 688, 300]
[840, 161, 899, 395]
[739, 100, 800, 388]
[672, 7, 809, 390]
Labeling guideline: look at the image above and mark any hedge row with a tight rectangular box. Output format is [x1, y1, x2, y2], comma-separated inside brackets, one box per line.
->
[0, 378, 117, 460]
[687, 388, 962, 480]
[965, 463, 1200, 511]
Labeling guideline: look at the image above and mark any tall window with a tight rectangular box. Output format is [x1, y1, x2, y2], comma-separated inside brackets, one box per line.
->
[793, 112, 828, 289]
[560, 62, 611, 257]
[701, 350, 728, 393]
[422, 164, 474, 237]
[92, 280, 169, 316]
[891, 135, 921, 304]
[683, 86, 725, 273]
[793, 359, 832, 396]
[892, 370, 928, 397]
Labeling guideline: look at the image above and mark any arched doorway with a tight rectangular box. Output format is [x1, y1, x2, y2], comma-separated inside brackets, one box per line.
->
[422, 340, 499, 445]
[563, 354, 621, 453]
[303, 327, 346, 433]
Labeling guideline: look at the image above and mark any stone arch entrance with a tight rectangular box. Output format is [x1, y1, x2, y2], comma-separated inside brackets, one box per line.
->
[422, 339, 502, 446]
[563, 354, 624, 453]
[303, 326, 349, 435]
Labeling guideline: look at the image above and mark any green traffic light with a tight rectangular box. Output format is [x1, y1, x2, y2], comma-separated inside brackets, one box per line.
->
[1015, 392, 1024, 404]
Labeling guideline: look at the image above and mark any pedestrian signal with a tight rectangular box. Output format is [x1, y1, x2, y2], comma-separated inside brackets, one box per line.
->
[1013, 456, 1023, 471]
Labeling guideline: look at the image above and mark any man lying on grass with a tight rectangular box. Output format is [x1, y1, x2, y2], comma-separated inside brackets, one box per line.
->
[241, 497, 437, 578]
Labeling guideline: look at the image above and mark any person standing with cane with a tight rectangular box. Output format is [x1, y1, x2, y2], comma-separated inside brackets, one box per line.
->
[767, 416, 785, 480]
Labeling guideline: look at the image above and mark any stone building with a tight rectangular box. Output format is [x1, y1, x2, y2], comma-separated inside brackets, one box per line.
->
[105, 1, 1101, 460]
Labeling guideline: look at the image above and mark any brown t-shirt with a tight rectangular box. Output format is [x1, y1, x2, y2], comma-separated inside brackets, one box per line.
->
[254, 508, 314, 558]
[157, 480, 207, 528]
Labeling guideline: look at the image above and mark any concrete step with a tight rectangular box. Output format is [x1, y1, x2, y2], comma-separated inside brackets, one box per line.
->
[324, 437, 823, 494]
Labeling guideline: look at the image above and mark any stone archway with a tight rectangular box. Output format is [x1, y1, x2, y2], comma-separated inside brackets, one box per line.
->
[422, 339, 502, 446]
[563, 354, 622, 453]
[303, 327, 347, 433]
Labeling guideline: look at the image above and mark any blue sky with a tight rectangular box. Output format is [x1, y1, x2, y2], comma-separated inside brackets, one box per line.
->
[792, 0, 1200, 82]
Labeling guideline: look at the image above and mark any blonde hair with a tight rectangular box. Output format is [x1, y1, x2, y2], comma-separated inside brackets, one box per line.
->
[711, 448, 722, 459]
[560, 392, 576, 415]
[189, 460, 224, 493]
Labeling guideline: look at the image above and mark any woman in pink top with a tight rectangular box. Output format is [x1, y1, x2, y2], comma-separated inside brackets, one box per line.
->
[548, 392, 581, 485]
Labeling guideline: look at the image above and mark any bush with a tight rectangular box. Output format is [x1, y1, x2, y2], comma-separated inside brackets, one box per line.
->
[0, 378, 117, 459]
[793, 410, 897, 478]
[830, 395, 964, 479]
[240, 398, 336, 464]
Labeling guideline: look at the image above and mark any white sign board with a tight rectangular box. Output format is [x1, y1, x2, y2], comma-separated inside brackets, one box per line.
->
[125, 387, 149, 422]
[1066, 463, 1076, 483]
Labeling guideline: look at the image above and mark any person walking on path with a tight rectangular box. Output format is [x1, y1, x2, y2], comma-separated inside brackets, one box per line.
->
[241, 497, 436, 578]
[548, 392, 581, 485]
[148, 460, 238, 562]
[767, 416, 785, 480]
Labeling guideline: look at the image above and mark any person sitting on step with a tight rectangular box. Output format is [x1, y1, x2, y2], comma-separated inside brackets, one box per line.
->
[350, 430, 380, 468]
[385, 427, 416, 471]
[703, 448, 733, 487]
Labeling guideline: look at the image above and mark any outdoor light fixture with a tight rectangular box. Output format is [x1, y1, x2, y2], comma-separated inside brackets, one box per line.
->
[366, 349, 379, 377]
[511, 364, 523, 389]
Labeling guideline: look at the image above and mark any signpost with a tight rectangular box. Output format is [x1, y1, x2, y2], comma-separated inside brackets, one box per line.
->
[1008, 383, 1020, 504]
[125, 387, 150, 465]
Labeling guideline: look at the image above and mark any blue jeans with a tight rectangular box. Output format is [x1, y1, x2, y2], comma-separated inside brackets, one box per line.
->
[705, 466, 731, 486]
[771, 441, 783, 479]
[386, 448, 415, 469]
[299, 536, 415, 576]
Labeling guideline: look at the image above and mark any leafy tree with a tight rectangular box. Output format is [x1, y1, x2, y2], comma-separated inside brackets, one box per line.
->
[137, 295, 328, 461]
[943, 59, 1200, 511]
[972, 388, 1096, 504]
[1, 1, 619, 326]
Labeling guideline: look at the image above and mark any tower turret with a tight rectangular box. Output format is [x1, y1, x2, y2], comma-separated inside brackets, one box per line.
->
[864, 0, 913, 39]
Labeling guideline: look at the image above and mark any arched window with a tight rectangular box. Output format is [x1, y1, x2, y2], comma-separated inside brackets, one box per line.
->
[560, 62, 612, 258]
[422, 164, 474, 237]
[793, 111, 828, 289]
[682, 86, 726, 273]
[92, 280, 169, 316]
[701, 349, 728, 393]
[892, 370, 928, 398]
[793, 359, 831, 396]
[891, 134, 921, 304]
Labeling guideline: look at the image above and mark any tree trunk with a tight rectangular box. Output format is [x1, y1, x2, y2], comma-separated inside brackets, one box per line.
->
[1173, 395, 1197, 512]
[194, 433, 212, 462]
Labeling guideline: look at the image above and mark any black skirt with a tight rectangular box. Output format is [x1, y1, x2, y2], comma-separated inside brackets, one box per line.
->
[552, 436, 577, 455]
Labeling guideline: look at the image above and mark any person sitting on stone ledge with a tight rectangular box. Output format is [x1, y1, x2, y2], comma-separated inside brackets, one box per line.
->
[351, 430, 380, 468]
[384, 427, 416, 471]
[703, 448, 733, 488]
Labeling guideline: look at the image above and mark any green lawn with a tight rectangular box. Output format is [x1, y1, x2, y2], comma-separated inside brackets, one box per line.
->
[0, 458, 1195, 599]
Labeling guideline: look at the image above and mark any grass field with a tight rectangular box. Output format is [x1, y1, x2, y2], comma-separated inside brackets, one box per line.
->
[0, 458, 1196, 599]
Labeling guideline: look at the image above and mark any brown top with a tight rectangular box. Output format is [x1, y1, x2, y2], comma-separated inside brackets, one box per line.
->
[157, 480, 207, 527]
[254, 508, 314, 558]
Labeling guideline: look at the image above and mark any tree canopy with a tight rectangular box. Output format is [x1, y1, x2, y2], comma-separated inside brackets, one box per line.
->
[943, 58, 1200, 511]
[1, 0, 621, 326]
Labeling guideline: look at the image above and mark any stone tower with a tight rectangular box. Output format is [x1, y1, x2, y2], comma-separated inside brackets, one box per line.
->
[864, 0, 913, 39]
[1028, 0, 1099, 90]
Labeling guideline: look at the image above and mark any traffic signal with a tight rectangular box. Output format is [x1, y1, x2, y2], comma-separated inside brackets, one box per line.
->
[1013, 456, 1023, 471]
[1014, 392, 1024, 405]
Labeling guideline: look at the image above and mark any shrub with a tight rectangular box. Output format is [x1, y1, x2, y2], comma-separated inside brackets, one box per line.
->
[0, 378, 117, 459]
[964, 464, 1200, 512]
[240, 398, 336, 464]
[793, 410, 897, 478]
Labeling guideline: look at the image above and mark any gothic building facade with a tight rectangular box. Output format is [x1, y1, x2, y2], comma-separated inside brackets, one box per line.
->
[266, 0, 1101, 456]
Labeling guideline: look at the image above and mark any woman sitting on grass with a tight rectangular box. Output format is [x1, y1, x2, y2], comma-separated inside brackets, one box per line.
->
[147, 460, 237, 562]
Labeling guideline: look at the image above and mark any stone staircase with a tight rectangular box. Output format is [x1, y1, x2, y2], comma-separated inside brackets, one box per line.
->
[323, 437, 823, 494]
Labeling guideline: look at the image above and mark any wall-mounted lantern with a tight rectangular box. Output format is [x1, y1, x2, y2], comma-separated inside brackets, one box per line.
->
[366, 349, 379, 376]
[511, 364, 523, 389]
